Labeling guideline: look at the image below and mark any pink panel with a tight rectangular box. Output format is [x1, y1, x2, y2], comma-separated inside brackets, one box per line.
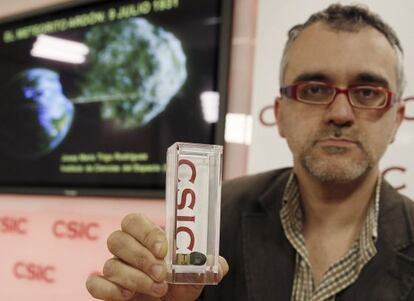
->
[0, 194, 164, 300]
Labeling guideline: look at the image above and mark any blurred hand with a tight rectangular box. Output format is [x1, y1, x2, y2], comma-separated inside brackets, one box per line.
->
[86, 213, 229, 301]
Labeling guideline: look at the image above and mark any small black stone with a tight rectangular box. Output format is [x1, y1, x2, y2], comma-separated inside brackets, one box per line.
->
[190, 251, 207, 265]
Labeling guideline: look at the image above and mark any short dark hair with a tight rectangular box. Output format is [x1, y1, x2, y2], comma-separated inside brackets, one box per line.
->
[280, 4, 405, 98]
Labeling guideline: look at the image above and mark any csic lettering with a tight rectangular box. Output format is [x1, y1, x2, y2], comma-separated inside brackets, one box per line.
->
[382, 166, 406, 191]
[52, 220, 99, 240]
[178, 159, 196, 183]
[177, 188, 196, 210]
[13, 261, 55, 283]
[403, 96, 414, 121]
[259, 104, 276, 127]
[258, 96, 414, 126]
[0, 216, 27, 234]
[176, 226, 195, 251]
[176, 159, 197, 252]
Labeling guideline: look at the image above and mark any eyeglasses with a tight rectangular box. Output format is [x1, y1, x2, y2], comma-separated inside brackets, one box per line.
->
[280, 81, 396, 109]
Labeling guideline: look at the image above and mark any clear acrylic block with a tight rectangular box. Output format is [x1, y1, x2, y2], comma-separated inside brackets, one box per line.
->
[165, 142, 223, 285]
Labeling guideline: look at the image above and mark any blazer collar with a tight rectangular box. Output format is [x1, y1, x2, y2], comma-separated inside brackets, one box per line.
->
[241, 169, 414, 301]
[241, 169, 294, 301]
[338, 180, 414, 301]
[256, 169, 414, 251]
[377, 180, 414, 250]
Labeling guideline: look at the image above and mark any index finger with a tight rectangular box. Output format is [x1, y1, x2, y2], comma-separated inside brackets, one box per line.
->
[121, 213, 167, 259]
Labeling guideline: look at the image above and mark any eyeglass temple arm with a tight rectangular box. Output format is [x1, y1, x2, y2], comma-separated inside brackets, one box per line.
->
[280, 86, 296, 98]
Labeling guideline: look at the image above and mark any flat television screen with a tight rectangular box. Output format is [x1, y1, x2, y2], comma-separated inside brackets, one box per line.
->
[0, 0, 232, 197]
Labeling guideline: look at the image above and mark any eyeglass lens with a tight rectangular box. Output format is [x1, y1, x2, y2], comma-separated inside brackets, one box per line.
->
[297, 83, 386, 108]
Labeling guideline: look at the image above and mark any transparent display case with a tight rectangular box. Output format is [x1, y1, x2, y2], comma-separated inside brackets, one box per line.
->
[165, 142, 223, 284]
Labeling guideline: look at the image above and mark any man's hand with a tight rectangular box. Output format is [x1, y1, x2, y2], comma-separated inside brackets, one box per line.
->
[86, 213, 229, 301]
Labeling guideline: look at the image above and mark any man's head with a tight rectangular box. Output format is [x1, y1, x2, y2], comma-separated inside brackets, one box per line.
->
[279, 4, 406, 99]
[275, 4, 406, 183]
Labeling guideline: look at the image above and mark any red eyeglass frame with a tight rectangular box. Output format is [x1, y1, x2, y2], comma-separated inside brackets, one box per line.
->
[279, 81, 397, 109]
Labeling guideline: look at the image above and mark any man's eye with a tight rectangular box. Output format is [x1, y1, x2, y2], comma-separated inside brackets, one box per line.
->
[354, 88, 379, 98]
[309, 86, 322, 94]
[302, 85, 329, 95]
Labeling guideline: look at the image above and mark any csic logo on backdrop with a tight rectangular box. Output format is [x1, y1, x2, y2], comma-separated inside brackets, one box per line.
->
[259, 96, 414, 126]
[0, 216, 28, 234]
[382, 166, 406, 191]
[258, 96, 414, 192]
[13, 261, 56, 283]
[404, 97, 414, 121]
[52, 219, 100, 240]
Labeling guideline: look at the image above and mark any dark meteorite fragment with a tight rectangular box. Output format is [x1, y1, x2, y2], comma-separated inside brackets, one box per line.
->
[176, 251, 207, 265]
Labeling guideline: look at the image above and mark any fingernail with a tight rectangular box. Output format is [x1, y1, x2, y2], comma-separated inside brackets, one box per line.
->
[150, 264, 163, 280]
[151, 282, 167, 295]
[153, 242, 163, 256]
[121, 288, 134, 299]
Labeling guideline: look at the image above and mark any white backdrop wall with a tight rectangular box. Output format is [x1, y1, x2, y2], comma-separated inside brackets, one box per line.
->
[248, 0, 414, 199]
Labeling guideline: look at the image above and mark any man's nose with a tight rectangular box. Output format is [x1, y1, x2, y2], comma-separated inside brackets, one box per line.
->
[322, 91, 356, 127]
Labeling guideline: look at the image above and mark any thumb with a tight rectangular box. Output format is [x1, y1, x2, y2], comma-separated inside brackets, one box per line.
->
[218, 256, 229, 281]
[163, 256, 229, 301]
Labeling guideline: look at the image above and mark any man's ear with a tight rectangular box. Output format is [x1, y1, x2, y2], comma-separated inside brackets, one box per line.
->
[390, 101, 405, 144]
[274, 97, 285, 138]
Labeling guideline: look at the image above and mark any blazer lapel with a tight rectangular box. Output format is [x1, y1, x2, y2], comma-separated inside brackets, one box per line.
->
[374, 181, 414, 301]
[242, 170, 295, 301]
[338, 181, 414, 301]
[337, 239, 414, 301]
[239, 172, 414, 301]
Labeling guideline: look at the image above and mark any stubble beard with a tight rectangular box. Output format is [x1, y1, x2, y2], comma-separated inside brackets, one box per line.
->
[299, 126, 376, 183]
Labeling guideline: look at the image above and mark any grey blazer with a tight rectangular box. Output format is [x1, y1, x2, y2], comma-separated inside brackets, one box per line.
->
[201, 168, 414, 300]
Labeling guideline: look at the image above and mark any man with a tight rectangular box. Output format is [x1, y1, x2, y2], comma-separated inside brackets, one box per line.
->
[86, 4, 414, 300]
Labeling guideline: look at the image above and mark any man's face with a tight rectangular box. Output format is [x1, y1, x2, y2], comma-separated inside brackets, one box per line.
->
[275, 22, 405, 183]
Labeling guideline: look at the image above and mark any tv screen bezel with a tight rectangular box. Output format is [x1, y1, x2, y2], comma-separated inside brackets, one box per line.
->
[0, 0, 233, 198]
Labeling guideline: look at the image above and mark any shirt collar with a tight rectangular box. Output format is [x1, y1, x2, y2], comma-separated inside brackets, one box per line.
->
[281, 171, 380, 240]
